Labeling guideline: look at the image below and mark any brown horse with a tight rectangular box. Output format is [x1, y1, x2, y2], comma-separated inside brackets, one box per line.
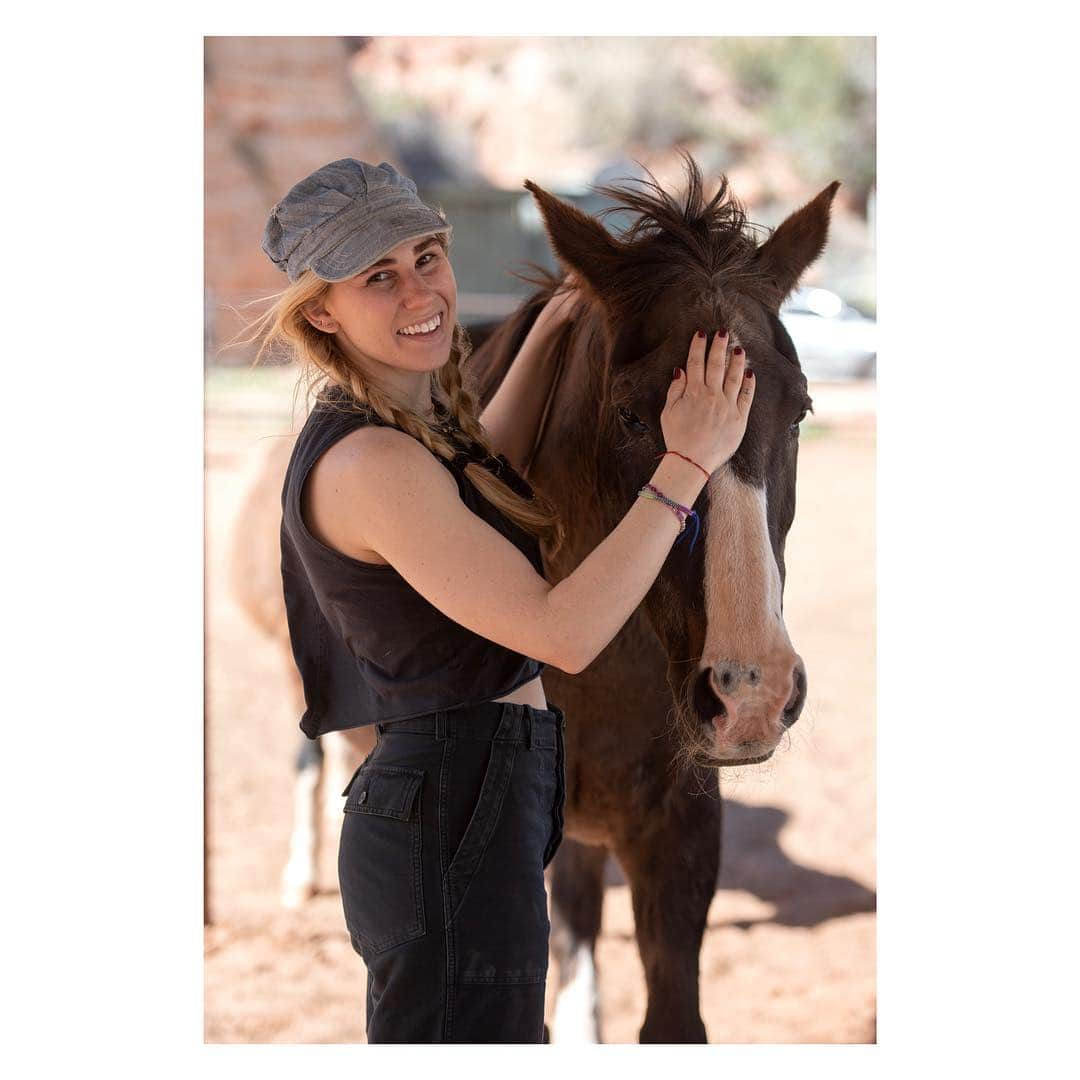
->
[463, 156, 838, 1042]
[229, 155, 839, 1038]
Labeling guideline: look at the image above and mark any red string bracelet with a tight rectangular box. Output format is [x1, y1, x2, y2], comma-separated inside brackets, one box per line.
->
[654, 450, 710, 482]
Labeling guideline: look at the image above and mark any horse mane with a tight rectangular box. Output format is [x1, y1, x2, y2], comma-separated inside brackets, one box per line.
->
[593, 151, 769, 315]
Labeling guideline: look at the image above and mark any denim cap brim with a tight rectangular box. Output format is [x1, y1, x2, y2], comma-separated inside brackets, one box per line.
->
[309, 214, 452, 284]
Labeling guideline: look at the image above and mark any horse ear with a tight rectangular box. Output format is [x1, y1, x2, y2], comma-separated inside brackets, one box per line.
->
[753, 181, 842, 309]
[524, 180, 623, 302]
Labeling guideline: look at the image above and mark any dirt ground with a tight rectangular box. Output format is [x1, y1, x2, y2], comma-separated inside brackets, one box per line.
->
[204, 366, 876, 1044]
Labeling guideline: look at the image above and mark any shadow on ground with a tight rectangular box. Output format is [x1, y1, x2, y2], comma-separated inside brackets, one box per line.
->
[600, 799, 876, 931]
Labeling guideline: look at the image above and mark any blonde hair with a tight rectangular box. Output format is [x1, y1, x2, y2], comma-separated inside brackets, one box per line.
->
[233, 236, 565, 558]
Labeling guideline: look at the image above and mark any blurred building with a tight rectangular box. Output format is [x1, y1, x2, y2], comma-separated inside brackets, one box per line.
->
[204, 37, 393, 365]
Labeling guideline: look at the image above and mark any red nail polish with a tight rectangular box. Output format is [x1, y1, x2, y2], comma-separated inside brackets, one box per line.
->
[696, 330, 705, 339]
[733, 346, 744, 355]
[719, 326, 728, 337]
[746, 368, 754, 378]
[673, 367, 680, 378]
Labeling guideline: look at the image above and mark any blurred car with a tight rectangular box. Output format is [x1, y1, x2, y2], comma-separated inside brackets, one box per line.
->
[779, 287, 877, 381]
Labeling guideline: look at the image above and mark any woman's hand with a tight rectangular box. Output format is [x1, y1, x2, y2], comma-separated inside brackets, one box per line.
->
[533, 270, 582, 331]
[661, 329, 755, 474]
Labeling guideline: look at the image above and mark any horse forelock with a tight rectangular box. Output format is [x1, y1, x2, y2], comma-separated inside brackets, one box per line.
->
[592, 154, 773, 314]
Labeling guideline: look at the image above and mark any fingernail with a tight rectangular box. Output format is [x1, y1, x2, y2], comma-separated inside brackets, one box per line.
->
[719, 326, 728, 337]
[673, 367, 681, 379]
[696, 329, 705, 339]
[746, 368, 754, 379]
[733, 346, 744, 355]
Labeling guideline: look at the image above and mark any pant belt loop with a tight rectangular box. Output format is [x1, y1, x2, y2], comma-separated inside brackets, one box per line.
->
[435, 710, 446, 742]
[525, 707, 535, 751]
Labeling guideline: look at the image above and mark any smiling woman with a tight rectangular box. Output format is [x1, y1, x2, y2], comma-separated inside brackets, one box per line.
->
[237, 158, 585, 1043]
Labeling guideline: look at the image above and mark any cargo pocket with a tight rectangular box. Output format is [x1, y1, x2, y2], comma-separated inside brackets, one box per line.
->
[338, 764, 425, 958]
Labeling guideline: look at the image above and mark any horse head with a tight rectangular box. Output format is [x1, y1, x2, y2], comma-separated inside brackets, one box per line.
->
[480, 155, 840, 770]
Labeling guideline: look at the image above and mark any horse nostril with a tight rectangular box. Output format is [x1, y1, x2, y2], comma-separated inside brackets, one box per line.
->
[782, 663, 807, 728]
[720, 669, 735, 691]
[746, 666, 761, 687]
[692, 667, 720, 721]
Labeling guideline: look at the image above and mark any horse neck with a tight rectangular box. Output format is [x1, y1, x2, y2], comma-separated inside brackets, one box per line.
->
[531, 310, 612, 555]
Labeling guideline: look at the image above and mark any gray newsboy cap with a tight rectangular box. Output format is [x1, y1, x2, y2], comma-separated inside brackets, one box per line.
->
[261, 159, 452, 284]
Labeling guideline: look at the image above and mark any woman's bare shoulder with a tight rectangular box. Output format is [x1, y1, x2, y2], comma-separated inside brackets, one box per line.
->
[306, 425, 459, 560]
[318, 424, 456, 488]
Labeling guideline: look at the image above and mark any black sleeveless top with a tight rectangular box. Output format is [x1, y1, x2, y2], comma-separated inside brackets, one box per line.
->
[280, 385, 548, 739]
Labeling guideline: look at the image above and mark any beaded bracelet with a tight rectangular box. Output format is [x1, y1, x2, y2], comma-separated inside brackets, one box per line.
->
[654, 449, 710, 482]
[637, 482, 701, 556]
[638, 486, 688, 532]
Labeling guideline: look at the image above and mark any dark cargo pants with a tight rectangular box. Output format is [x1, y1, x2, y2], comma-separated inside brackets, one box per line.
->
[337, 700, 567, 1043]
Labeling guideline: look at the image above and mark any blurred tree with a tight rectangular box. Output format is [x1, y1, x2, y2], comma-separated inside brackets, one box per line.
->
[709, 37, 876, 215]
[353, 36, 875, 215]
[551, 38, 715, 151]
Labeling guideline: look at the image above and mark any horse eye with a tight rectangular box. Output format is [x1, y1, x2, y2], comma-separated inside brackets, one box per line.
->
[617, 406, 649, 433]
[789, 409, 808, 435]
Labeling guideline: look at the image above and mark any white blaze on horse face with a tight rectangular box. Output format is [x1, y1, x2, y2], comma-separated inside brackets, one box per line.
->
[702, 469, 798, 746]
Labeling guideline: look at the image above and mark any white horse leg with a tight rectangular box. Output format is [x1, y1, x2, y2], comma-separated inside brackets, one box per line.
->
[547, 840, 606, 1043]
[550, 941, 601, 1043]
[280, 737, 323, 908]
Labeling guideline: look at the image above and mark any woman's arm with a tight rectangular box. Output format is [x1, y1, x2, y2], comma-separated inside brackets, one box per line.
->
[478, 276, 580, 474]
[311, 422, 708, 674]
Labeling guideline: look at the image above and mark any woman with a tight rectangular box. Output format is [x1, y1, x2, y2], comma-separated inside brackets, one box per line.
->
[251, 159, 755, 1043]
